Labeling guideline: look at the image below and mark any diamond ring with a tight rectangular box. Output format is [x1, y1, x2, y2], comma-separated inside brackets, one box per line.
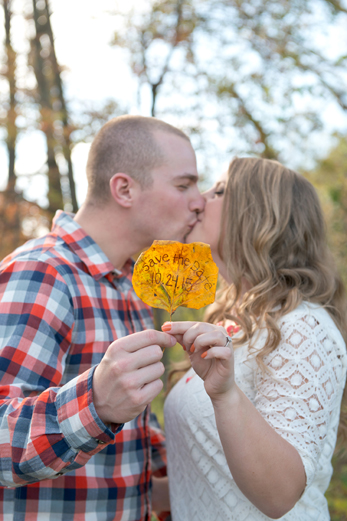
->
[224, 335, 233, 348]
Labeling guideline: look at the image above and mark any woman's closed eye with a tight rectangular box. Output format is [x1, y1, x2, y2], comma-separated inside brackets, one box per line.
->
[214, 184, 225, 197]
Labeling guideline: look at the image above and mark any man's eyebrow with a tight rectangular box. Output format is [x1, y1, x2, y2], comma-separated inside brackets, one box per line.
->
[174, 174, 199, 182]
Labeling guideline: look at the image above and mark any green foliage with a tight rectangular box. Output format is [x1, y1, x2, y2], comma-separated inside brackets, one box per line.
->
[304, 135, 347, 285]
[326, 453, 347, 520]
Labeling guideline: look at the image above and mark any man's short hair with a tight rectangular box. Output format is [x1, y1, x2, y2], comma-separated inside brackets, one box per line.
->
[86, 115, 190, 201]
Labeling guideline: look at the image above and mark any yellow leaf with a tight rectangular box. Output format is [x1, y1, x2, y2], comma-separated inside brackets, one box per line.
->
[133, 240, 219, 318]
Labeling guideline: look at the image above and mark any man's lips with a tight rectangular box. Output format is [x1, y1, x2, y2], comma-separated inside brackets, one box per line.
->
[188, 219, 202, 230]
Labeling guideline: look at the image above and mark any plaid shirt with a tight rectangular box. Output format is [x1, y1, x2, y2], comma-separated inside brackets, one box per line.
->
[0, 211, 167, 521]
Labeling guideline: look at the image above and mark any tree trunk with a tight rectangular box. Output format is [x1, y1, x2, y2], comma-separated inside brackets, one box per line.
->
[32, 0, 63, 216]
[45, 0, 78, 212]
[3, 0, 17, 192]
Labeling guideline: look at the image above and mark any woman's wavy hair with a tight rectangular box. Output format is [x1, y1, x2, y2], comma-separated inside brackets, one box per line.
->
[204, 157, 347, 443]
[206, 157, 347, 346]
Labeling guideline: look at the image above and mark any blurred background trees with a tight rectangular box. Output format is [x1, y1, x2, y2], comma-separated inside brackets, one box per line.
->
[111, 0, 347, 170]
[1, 1, 347, 517]
[1, 0, 347, 258]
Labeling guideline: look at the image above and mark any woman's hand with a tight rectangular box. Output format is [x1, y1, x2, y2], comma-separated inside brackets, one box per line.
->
[162, 321, 236, 401]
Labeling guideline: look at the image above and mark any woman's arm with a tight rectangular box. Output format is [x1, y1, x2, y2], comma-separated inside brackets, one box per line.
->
[212, 386, 305, 519]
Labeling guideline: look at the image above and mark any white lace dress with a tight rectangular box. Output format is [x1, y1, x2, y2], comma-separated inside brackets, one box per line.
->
[164, 303, 347, 520]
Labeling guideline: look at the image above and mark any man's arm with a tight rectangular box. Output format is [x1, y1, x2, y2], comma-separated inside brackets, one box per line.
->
[0, 260, 119, 487]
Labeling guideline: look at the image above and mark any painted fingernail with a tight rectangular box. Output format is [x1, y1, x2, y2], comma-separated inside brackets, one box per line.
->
[226, 325, 234, 334]
[201, 352, 207, 359]
[161, 323, 172, 331]
[182, 344, 186, 351]
[233, 326, 241, 333]
[190, 343, 195, 353]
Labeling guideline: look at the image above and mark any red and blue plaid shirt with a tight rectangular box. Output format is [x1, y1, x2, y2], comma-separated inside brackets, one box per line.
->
[0, 211, 167, 520]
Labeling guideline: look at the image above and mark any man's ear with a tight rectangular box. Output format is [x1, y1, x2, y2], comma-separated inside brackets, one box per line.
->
[109, 173, 138, 208]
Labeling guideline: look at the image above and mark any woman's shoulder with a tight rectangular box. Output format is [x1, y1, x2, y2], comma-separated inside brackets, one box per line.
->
[280, 301, 336, 326]
[278, 301, 346, 354]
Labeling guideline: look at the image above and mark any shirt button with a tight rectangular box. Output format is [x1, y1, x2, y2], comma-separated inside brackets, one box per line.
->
[56, 472, 64, 476]
[97, 439, 106, 445]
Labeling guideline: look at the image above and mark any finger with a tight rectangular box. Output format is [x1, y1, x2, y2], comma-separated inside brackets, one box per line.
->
[138, 378, 164, 405]
[187, 330, 228, 354]
[160, 330, 185, 347]
[161, 321, 199, 335]
[162, 331, 188, 350]
[200, 346, 233, 363]
[116, 330, 176, 353]
[171, 333, 187, 350]
[132, 344, 164, 370]
[133, 361, 165, 388]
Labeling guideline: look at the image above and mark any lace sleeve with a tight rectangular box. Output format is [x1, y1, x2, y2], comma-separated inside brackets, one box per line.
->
[254, 312, 346, 488]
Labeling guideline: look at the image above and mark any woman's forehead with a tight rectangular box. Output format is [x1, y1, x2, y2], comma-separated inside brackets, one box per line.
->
[217, 171, 228, 184]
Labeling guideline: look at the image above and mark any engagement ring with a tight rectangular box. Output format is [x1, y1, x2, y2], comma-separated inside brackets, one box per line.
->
[224, 335, 233, 348]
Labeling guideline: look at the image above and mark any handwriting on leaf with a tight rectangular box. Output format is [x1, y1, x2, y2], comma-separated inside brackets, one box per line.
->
[133, 241, 219, 317]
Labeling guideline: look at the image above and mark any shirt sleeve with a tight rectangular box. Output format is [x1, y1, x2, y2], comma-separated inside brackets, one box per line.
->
[254, 312, 346, 488]
[0, 259, 121, 487]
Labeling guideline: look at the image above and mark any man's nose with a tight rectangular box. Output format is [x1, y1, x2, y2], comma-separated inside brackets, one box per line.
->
[191, 192, 205, 214]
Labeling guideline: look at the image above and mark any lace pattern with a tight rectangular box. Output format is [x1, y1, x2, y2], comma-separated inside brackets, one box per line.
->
[255, 307, 346, 488]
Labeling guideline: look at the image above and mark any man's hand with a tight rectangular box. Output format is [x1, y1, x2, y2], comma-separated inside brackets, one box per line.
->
[93, 330, 176, 424]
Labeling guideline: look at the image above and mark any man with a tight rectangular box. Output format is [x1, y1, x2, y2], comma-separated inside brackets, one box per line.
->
[0, 115, 205, 520]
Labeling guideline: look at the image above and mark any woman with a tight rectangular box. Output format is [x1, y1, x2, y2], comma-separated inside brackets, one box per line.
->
[161, 158, 347, 520]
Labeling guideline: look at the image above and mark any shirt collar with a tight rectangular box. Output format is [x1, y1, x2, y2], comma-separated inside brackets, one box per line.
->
[51, 210, 133, 281]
